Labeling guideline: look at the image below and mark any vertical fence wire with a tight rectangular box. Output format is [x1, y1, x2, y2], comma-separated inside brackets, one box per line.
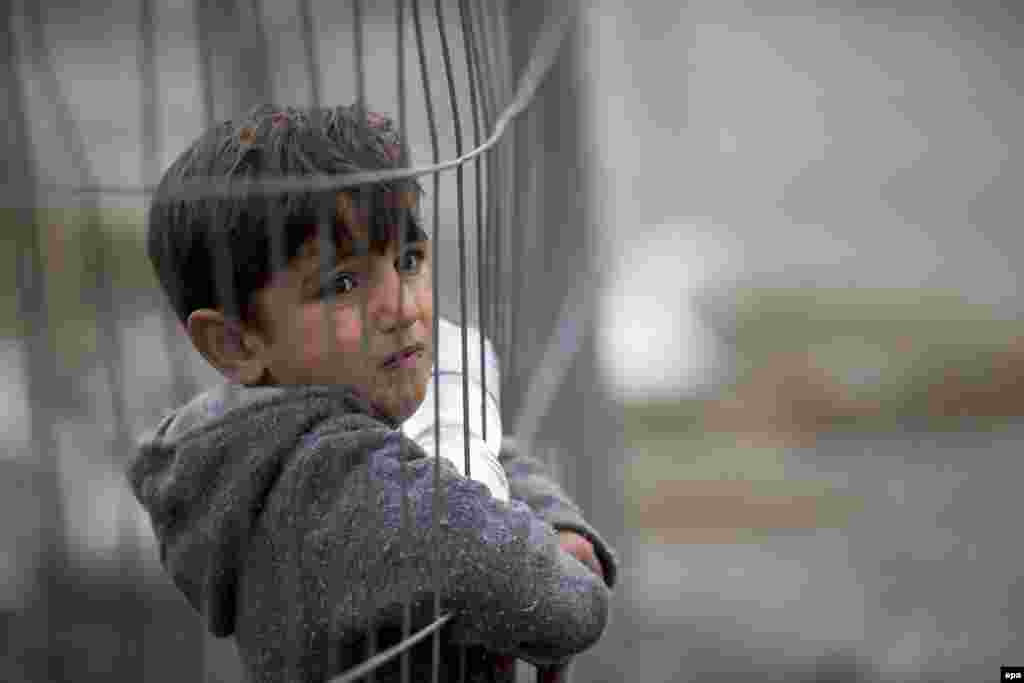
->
[433, 7, 470, 680]
[195, 0, 216, 132]
[392, 4, 414, 683]
[350, 6, 380, 679]
[466, 0, 503, 397]
[194, 5, 250, 679]
[458, 0, 489, 445]
[142, 0, 195, 417]
[410, 3, 451, 680]
[4, 5, 67, 682]
[299, 0, 321, 109]
[140, 1, 209, 678]
[433, 0, 471, 495]
[488, 2, 516, 403]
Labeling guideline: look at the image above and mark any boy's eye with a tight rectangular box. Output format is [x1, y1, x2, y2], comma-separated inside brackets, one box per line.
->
[319, 272, 357, 298]
[398, 248, 425, 274]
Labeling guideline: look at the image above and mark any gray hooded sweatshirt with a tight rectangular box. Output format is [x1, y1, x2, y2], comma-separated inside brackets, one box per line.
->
[128, 383, 618, 683]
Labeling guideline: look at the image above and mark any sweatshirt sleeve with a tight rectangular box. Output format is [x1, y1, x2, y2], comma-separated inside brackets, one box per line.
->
[498, 438, 619, 590]
[268, 423, 611, 669]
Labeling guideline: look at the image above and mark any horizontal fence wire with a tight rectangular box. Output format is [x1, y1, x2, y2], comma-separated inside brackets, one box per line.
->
[327, 613, 455, 683]
[38, 1, 576, 203]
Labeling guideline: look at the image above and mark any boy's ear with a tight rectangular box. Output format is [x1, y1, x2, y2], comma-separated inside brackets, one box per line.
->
[186, 308, 268, 385]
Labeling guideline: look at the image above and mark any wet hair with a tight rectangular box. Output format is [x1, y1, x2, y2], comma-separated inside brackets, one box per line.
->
[146, 103, 426, 326]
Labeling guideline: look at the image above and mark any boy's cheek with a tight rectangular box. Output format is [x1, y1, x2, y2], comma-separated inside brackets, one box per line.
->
[299, 306, 364, 356]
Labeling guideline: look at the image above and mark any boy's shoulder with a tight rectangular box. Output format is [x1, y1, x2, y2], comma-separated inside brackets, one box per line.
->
[154, 382, 394, 450]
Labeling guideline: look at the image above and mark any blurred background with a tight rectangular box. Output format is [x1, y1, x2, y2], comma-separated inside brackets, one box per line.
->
[3, 0, 1023, 681]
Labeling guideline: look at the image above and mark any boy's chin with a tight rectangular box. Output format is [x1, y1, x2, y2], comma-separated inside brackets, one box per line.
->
[376, 384, 428, 426]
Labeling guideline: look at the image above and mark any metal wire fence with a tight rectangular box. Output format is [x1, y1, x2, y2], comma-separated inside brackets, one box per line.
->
[3, 1, 620, 682]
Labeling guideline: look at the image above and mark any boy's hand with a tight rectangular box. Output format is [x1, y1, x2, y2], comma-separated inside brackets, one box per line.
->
[500, 532, 605, 682]
[534, 532, 605, 683]
[557, 530, 604, 582]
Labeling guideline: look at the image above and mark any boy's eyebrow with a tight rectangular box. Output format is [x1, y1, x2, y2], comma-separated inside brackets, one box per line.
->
[299, 228, 428, 292]
[296, 190, 427, 289]
[299, 237, 355, 293]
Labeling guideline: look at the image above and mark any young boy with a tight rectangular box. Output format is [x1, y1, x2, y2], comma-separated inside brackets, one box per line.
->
[128, 104, 617, 683]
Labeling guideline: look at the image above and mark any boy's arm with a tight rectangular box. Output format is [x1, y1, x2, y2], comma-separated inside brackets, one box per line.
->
[498, 437, 618, 590]
[275, 424, 611, 669]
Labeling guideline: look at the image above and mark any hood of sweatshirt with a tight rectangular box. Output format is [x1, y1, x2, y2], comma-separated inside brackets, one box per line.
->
[128, 383, 387, 637]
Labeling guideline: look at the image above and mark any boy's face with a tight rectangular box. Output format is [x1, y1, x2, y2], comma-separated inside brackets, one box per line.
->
[248, 192, 433, 424]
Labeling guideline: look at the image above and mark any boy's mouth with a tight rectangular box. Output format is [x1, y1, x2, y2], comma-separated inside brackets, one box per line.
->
[381, 343, 425, 370]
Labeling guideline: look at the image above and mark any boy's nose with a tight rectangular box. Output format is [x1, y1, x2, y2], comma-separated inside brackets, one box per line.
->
[368, 261, 419, 331]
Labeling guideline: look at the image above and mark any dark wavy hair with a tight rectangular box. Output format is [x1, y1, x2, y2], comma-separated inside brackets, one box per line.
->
[146, 103, 425, 327]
